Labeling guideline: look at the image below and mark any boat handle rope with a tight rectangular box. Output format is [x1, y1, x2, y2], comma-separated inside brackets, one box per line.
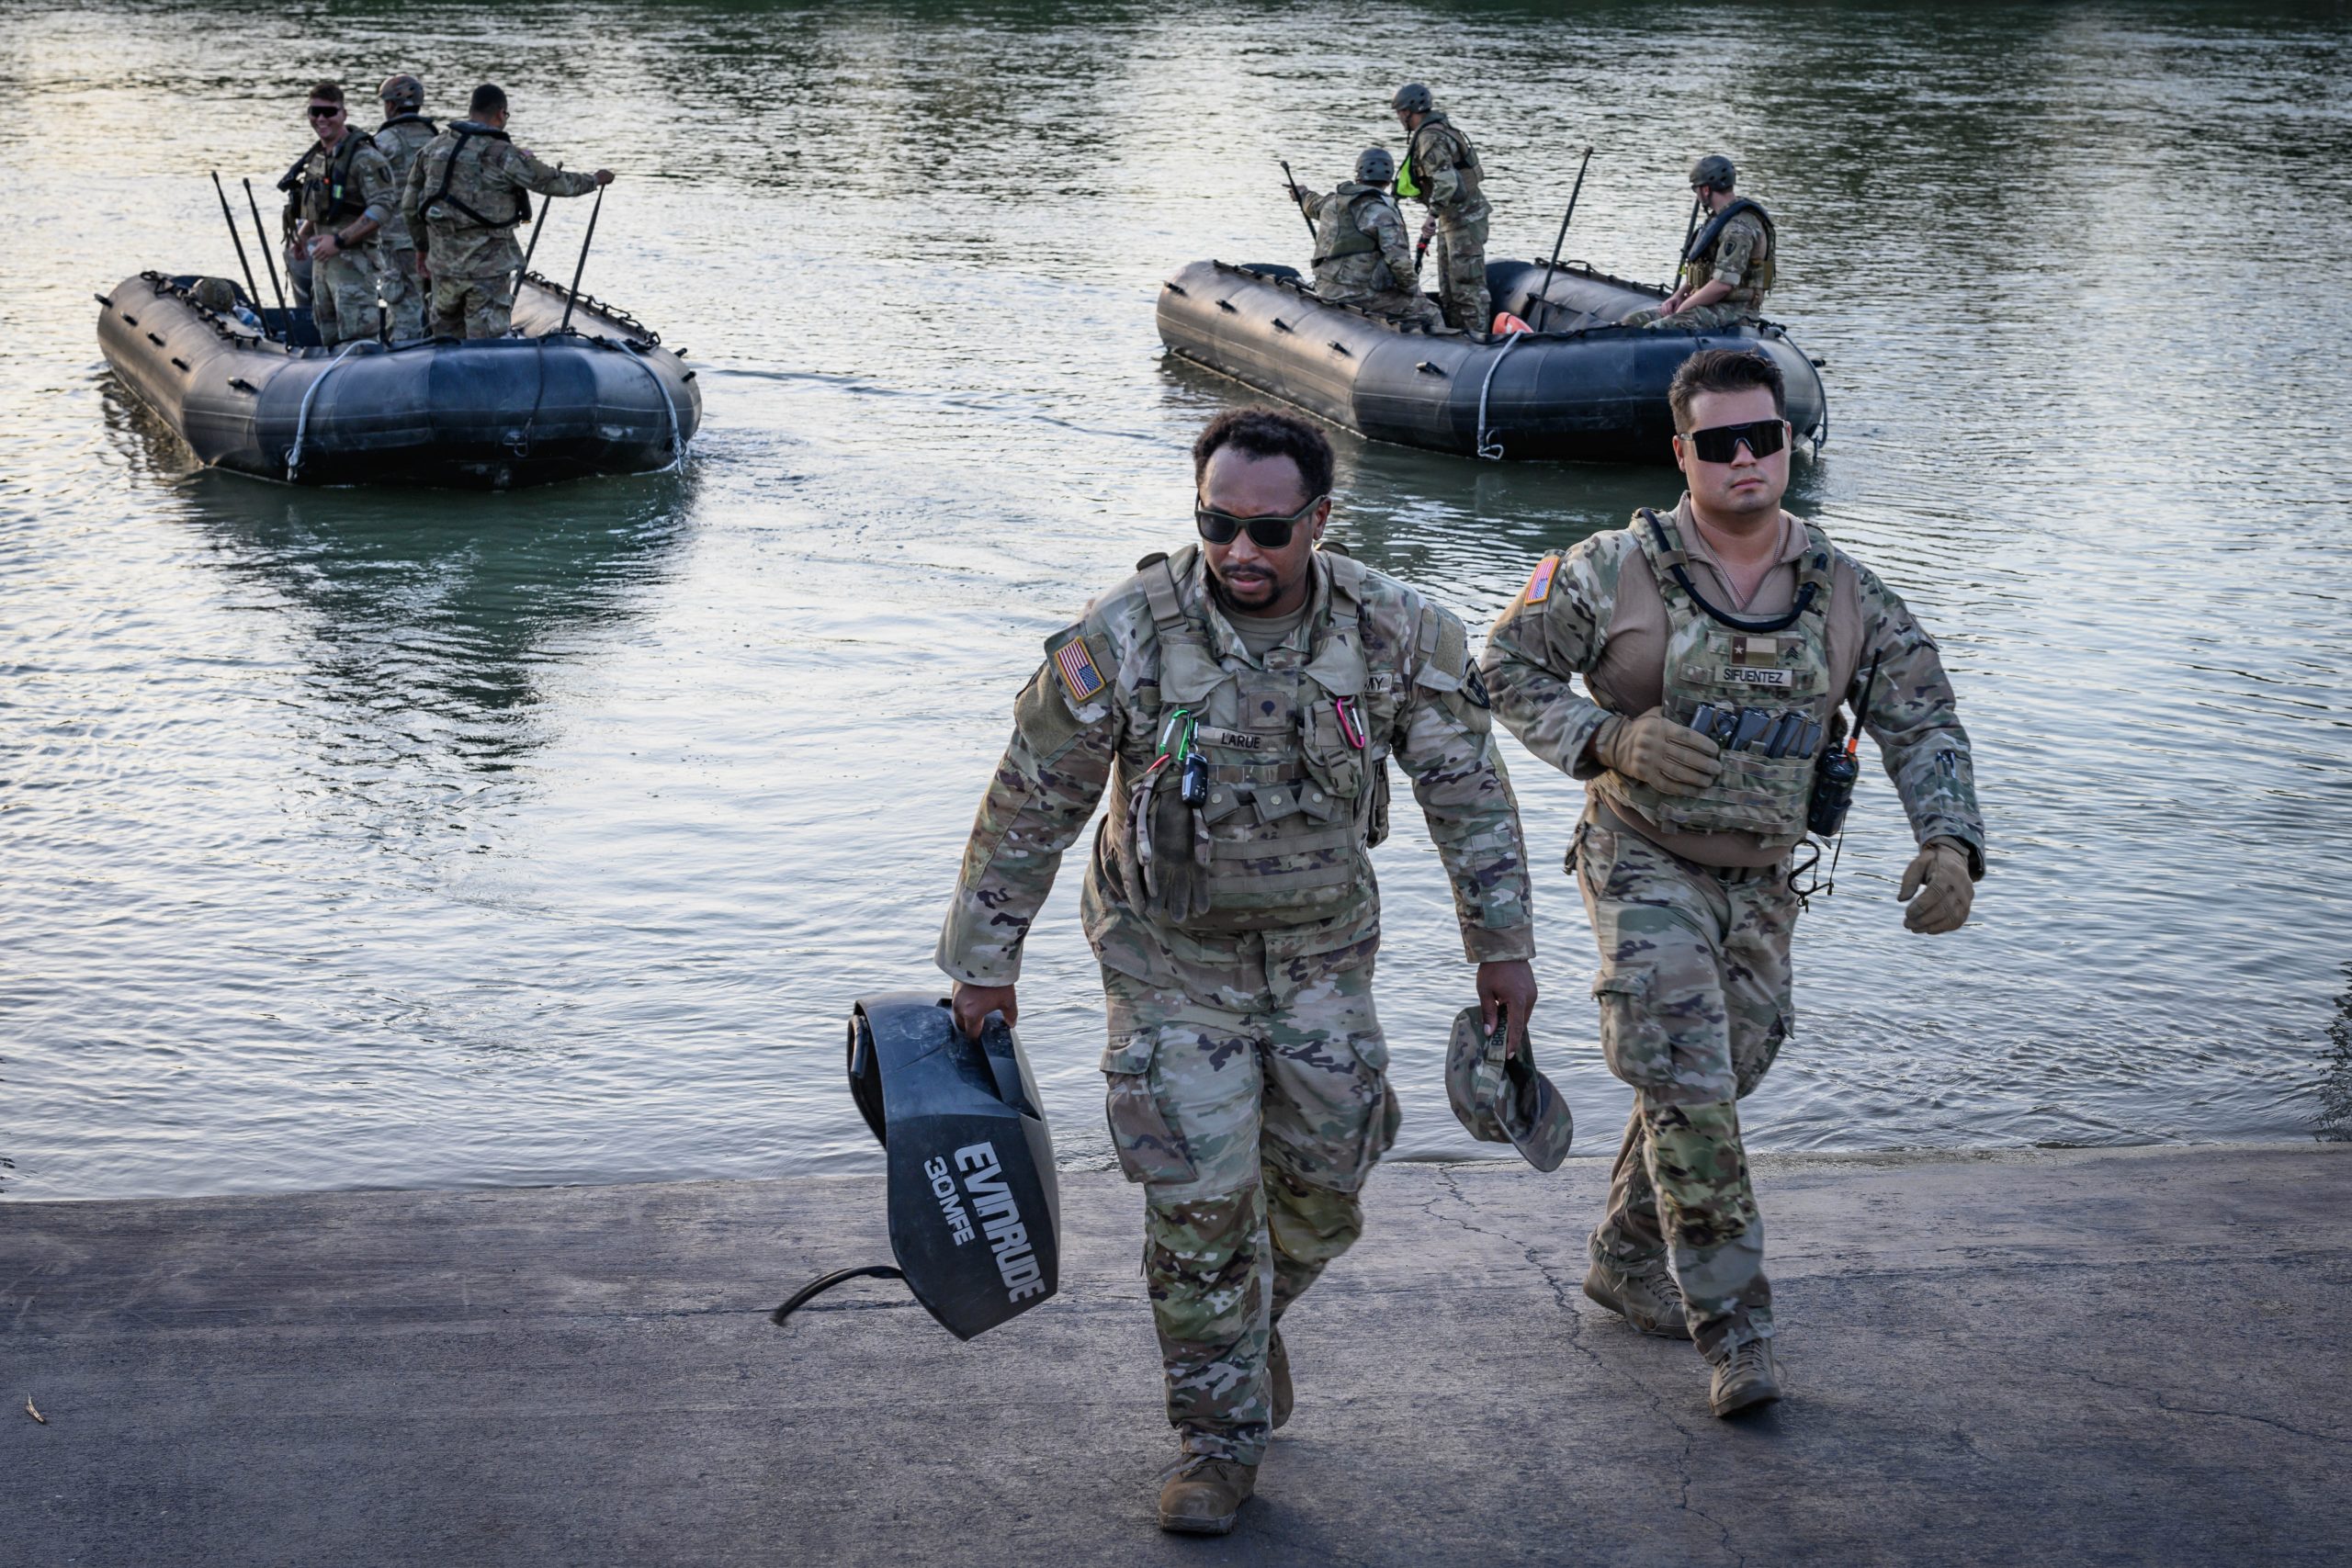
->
[620, 340, 689, 471]
[286, 341, 371, 481]
[1475, 328, 1526, 461]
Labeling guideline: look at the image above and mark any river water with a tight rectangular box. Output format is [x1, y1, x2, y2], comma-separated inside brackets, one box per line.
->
[3, 1, 2347, 1199]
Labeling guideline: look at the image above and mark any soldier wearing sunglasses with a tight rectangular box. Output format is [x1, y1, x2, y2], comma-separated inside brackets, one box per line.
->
[1481, 349, 1984, 1420]
[937, 407, 1535, 1536]
[288, 82, 399, 347]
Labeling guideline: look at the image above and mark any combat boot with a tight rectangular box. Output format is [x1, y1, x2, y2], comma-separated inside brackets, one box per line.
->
[1708, 1337, 1782, 1419]
[1583, 1259, 1689, 1338]
[1269, 1325, 1293, 1430]
[1157, 1455, 1257, 1535]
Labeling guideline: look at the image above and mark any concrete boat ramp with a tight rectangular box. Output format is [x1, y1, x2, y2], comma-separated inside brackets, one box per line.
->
[6, 1144, 2347, 1565]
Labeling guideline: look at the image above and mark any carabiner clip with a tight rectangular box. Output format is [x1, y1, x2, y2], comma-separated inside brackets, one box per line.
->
[1332, 695, 1367, 750]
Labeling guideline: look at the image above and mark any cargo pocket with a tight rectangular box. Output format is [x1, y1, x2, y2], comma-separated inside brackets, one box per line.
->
[1591, 968, 1676, 1094]
[1734, 1010, 1789, 1100]
[1102, 1035, 1198, 1185]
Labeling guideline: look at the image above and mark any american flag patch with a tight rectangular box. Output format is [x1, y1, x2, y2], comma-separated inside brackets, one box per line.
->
[1051, 633, 1106, 704]
[1524, 556, 1560, 604]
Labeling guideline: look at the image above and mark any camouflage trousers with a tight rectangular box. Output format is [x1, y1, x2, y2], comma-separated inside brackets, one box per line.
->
[1574, 807, 1797, 1358]
[310, 249, 383, 347]
[1099, 942, 1399, 1465]
[383, 247, 426, 343]
[1327, 286, 1443, 330]
[1620, 302, 1759, 333]
[429, 271, 518, 340]
[1433, 215, 1490, 333]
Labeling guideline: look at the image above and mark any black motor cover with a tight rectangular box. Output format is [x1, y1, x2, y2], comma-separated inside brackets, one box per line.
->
[847, 992, 1059, 1340]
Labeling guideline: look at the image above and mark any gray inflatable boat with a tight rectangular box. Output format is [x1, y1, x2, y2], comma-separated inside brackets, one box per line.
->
[1157, 258, 1827, 466]
[96, 270, 700, 489]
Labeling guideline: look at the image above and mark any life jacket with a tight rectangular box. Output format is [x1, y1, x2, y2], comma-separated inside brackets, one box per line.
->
[1312, 184, 1400, 290]
[418, 122, 531, 231]
[1113, 547, 1415, 933]
[1592, 508, 1838, 850]
[1397, 112, 1485, 209]
[299, 132, 375, 227]
[1681, 197, 1777, 304]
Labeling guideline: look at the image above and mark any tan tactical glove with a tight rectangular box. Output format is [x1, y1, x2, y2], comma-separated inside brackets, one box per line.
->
[1593, 708, 1724, 795]
[1898, 839, 1975, 933]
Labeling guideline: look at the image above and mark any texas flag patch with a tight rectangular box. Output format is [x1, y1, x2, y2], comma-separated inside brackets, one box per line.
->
[1049, 628, 1106, 704]
[1523, 556, 1560, 604]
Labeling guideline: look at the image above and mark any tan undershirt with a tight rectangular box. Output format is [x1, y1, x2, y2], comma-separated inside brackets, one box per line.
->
[1225, 599, 1313, 658]
[1588, 499, 1867, 867]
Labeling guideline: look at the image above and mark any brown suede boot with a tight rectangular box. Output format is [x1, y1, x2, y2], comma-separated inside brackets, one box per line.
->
[1583, 1259, 1690, 1338]
[1157, 1455, 1257, 1535]
[1708, 1337, 1783, 1418]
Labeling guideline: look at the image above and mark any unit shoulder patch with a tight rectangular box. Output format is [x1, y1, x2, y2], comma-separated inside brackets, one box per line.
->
[1523, 555, 1561, 604]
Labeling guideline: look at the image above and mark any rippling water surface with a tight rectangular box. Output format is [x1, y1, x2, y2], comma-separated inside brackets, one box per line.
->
[4, 0, 2348, 1199]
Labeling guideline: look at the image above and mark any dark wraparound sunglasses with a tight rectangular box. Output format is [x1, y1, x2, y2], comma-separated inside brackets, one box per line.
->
[308, 104, 345, 118]
[1194, 494, 1326, 549]
[1681, 419, 1787, 463]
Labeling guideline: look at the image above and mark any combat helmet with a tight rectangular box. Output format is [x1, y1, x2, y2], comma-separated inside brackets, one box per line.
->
[1689, 153, 1737, 191]
[1354, 146, 1395, 185]
[379, 73, 424, 112]
[1392, 82, 1434, 115]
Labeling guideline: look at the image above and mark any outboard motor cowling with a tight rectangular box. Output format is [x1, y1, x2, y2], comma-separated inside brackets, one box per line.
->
[775, 992, 1059, 1341]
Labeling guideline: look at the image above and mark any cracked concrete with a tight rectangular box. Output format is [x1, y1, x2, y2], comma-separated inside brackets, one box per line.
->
[4, 1143, 2347, 1566]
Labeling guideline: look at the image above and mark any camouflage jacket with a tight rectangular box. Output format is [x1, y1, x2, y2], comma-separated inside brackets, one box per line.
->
[294, 133, 397, 249]
[1683, 205, 1773, 310]
[401, 120, 600, 278]
[1299, 182, 1417, 301]
[936, 547, 1535, 992]
[371, 114, 439, 251]
[1481, 508, 1985, 873]
[1400, 111, 1488, 224]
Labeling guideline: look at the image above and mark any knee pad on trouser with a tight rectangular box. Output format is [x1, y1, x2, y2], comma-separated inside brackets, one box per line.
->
[1144, 1183, 1275, 1461]
[1264, 1166, 1363, 1316]
[382, 261, 425, 343]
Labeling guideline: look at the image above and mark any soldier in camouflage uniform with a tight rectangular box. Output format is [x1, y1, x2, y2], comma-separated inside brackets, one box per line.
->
[1623, 155, 1776, 331]
[1293, 149, 1442, 329]
[290, 83, 399, 348]
[401, 83, 611, 340]
[938, 407, 1536, 1535]
[1481, 350, 1984, 1419]
[1392, 83, 1491, 334]
[370, 74, 437, 344]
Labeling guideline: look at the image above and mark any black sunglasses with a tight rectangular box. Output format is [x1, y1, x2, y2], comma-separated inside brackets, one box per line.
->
[1681, 419, 1787, 463]
[1194, 494, 1325, 549]
[307, 104, 345, 118]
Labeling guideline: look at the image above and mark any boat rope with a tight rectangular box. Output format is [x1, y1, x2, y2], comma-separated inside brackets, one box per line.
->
[285, 341, 371, 481]
[1475, 329, 1526, 461]
[621, 341, 689, 471]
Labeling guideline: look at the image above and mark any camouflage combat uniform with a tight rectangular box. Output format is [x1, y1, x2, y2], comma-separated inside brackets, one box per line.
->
[1624, 201, 1775, 332]
[294, 132, 398, 347]
[938, 544, 1533, 1465]
[371, 112, 438, 342]
[401, 120, 600, 339]
[1480, 502, 1982, 1358]
[1399, 110, 1490, 333]
[1296, 183, 1442, 328]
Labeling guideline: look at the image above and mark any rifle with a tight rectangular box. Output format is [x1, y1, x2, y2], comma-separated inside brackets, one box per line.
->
[208, 172, 269, 338]
[1534, 146, 1595, 330]
[1276, 160, 1316, 242]
[1673, 191, 1703, 290]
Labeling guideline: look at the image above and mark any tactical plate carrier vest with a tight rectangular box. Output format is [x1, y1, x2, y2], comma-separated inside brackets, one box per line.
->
[1312, 186, 1401, 291]
[300, 134, 373, 227]
[1681, 197, 1776, 308]
[1400, 114, 1484, 211]
[1593, 509, 1838, 850]
[418, 124, 530, 231]
[1113, 547, 1408, 933]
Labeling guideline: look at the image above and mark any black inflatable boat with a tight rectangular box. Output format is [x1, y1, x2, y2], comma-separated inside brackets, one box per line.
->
[96, 271, 700, 489]
[1157, 258, 1827, 466]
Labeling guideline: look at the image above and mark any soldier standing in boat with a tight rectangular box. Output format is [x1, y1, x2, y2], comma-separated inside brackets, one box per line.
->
[1480, 348, 1984, 1420]
[401, 83, 611, 340]
[1623, 155, 1775, 331]
[1292, 149, 1442, 329]
[291, 82, 399, 348]
[370, 73, 436, 344]
[937, 407, 1537, 1536]
[1392, 83, 1491, 334]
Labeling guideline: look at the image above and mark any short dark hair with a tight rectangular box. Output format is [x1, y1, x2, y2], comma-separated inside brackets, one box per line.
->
[469, 83, 507, 117]
[307, 81, 344, 105]
[1192, 406, 1334, 503]
[1668, 349, 1786, 432]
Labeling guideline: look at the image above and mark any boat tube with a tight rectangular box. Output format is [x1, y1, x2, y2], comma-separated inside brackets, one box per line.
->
[96, 271, 701, 489]
[1156, 258, 1828, 466]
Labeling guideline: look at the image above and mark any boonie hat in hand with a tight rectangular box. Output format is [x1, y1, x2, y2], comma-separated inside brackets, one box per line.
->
[1445, 1005, 1574, 1172]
